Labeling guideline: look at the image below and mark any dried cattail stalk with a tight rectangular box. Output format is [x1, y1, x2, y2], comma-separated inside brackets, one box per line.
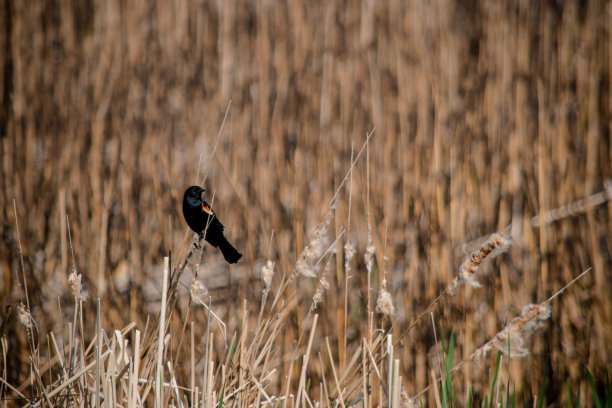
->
[530, 180, 612, 227]
[68, 271, 89, 302]
[447, 232, 511, 295]
[189, 278, 227, 339]
[473, 302, 551, 362]
[261, 260, 275, 294]
[293, 209, 334, 279]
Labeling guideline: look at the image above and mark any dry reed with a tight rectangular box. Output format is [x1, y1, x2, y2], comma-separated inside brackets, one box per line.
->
[1, 0, 610, 406]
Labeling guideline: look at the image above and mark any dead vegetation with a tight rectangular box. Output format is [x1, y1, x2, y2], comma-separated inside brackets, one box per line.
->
[1, 0, 610, 406]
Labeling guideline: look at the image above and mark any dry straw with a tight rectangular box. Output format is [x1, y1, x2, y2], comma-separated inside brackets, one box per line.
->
[530, 180, 612, 227]
[4, 0, 610, 404]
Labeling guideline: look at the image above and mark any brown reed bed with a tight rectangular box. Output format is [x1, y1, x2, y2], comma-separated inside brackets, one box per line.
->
[1, 0, 611, 405]
[0, 189, 593, 406]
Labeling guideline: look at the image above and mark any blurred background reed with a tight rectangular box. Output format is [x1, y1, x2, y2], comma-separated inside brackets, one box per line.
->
[1, 0, 610, 405]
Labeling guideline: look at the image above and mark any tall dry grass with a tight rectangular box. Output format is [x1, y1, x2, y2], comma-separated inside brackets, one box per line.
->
[1, 0, 611, 406]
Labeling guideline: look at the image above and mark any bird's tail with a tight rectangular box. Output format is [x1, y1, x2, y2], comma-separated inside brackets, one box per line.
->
[218, 235, 242, 264]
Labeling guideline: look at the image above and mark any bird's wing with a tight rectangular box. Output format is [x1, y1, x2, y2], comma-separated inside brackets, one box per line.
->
[201, 202, 214, 214]
[201, 202, 226, 231]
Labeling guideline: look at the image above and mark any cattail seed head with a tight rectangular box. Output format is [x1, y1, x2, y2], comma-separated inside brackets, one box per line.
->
[312, 256, 333, 308]
[375, 288, 395, 317]
[312, 276, 329, 306]
[68, 271, 89, 302]
[473, 302, 551, 363]
[364, 244, 376, 274]
[344, 241, 355, 270]
[401, 386, 417, 408]
[294, 210, 334, 279]
[261, 260, 275, 293]
[492, 303, 551, 357]
[190, 279, 208, 305]
[448, 232, 511, 295]
[17, 303, 34, 330]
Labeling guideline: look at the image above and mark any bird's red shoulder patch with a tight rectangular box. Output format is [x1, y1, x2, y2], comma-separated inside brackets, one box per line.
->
[201, 203, 214, 215]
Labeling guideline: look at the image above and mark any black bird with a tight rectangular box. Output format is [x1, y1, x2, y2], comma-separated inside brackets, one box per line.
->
[182, 186, 242, 264]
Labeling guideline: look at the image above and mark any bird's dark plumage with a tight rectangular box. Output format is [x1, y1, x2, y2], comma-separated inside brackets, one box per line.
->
[182, 186, 242, 264]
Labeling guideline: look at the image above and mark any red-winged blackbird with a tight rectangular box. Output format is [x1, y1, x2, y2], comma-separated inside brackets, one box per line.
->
[182, 186, 242, 264]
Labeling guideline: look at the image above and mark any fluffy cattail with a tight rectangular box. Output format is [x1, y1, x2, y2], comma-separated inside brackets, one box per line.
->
[401, 386, 417, 408]
[17, 303, 34, 330]
[344, 241, 355, 272]
[312, 256, 333, 307]
[364, 244, 376, 274]
[68, 271, 89, 302]
[473, 302, 551, 362]
[447, 232, 511, 295]
[190, 279, 208, 305]
[294, 209, 334, 279]
[261, 260, 275, 294]
[312, 276, 330, 307]
[376, 280, 395, 317]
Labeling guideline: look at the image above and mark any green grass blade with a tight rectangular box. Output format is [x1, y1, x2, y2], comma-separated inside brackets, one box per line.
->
[505, 380, 510, 408]
[606, 367, 611, 408]
[588, 368, 603, 408]
[226, 332, 237, 367]
[217, 389, 225, 408]
[466, 384, 472, 407]
[536, 369, 547, 408]
[444, 328, 455, 406]
[486, 351, 502, 408]
[566, 379, 575, 408]
[445, 329, 455, 373]
[565, 378, 581, 408]
[438, 325, 449, 407]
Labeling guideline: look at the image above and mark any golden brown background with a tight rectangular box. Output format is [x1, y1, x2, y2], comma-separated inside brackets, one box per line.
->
[1, 0, 611, 405]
